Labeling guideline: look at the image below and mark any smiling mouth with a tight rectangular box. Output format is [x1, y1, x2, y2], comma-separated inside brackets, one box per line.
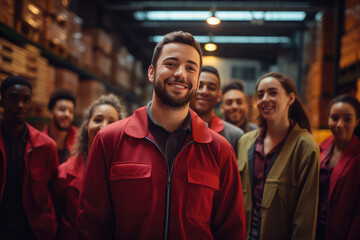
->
[196, 97, 209, 102]
[168, 83, 187, 89]
[262, 106, 274, 112]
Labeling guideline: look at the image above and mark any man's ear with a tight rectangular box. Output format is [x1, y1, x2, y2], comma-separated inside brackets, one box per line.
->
[148, 65, 155, 83]
[216, 90, 223, 103]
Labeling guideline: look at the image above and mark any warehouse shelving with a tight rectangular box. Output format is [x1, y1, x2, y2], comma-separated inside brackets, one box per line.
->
[0, 22, 140, 104]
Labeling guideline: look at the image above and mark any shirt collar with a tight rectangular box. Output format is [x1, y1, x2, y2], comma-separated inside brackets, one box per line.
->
[146, 101, 192, 133]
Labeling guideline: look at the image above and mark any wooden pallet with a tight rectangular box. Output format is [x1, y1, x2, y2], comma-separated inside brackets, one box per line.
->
[44, 38, 68, 58]
[16, 21, 43, 44]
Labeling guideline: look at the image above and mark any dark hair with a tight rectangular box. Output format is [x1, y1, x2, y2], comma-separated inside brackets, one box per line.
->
[328, 94, 360, 137]
[255, 72, 311, 132]
[151, 31, 202, 70]
[221, 80, 245, 95]
[48, 88, 76, 111]
[1, 75, 32, 98]
[71, 94, 126, 156]
[201, 65, 220, 85]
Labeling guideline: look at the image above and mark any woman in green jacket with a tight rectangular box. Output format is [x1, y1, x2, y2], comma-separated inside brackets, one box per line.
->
[238, 72, 319, 240]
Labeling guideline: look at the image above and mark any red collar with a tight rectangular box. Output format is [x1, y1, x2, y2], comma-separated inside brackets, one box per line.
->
[329, 135, 360, 197]
[209, 115, 224, 133]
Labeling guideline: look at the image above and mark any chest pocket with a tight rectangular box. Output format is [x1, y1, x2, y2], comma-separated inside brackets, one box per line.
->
[261, 179, 279, 208]
[186, 169, 220, 222]
[262, 179, 297, 210]
[110, 162, 152, 214]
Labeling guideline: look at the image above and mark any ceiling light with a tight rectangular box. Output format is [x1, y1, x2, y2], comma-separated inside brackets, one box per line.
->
[206, 12, 221, 25]
[135, 11, 306, 21]
[205, 43, 217, 51]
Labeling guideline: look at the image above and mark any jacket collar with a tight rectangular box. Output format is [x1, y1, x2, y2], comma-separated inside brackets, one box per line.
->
[125, 105, 212, 143]
[329, 135, 360, 198]
[66, 153, 85, 177]
[209, 115, 224, 133]
[27, 123, 50, 148]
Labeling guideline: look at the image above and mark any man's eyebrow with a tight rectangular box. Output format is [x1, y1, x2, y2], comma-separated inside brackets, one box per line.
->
[187, 60, 198, 68]
[163, 57, 178, 62]
[162, 57, 199, 68]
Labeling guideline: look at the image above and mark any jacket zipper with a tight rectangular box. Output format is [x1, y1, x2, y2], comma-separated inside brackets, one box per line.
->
[146, 137, 193, 240]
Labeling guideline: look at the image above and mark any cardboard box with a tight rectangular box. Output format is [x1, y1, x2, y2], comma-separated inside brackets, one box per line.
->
[84, 28, 113, 55]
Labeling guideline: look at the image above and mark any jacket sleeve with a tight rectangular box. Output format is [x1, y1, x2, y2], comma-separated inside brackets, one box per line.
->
[211, 148, 246, 240]
[347, 177, 360, 239]
[76, 134, 113, 240]
[291, 143, 319, 240]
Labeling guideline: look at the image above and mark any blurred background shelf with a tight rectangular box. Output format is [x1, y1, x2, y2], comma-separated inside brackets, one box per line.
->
[0, 22, 140, 103]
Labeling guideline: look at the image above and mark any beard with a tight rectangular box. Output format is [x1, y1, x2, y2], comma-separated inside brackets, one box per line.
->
[53, 116, 71, 131]
[154, 75, 197, 108]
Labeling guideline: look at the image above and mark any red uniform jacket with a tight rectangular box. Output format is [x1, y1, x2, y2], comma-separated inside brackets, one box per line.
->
[319, 135, 360, 240]
[44, 125, 78, 152]
[0, 123, 59, 240]
[54, 153, 85, 240]
[76, 106, 246, 240]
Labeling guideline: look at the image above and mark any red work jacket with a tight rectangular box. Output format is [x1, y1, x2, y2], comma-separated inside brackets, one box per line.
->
[54, 153, 85, 240]
[319, 135, 360, 240]
[76, 106, 246, 240]
[0, 122, 59, 240]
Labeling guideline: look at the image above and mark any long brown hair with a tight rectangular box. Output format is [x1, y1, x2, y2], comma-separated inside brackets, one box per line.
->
[255, 72, 311, 132]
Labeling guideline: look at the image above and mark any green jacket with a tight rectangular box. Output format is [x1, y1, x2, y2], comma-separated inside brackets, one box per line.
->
[238, 124, 319, 240]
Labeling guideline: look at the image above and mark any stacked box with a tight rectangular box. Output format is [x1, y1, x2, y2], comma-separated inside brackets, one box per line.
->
[357, 78, 360, 101]
[0, 38, 55, 114]
[67, 11, 84, 66]
[44, 0, 69, 58]
[83, 28, 113, 55]
[314, 11, 334, 62]
[304, 61, 333, 129]
[345, 0, 360, 32]
[340, 0, 360, 69]
[0, 38, 36, 78]
[0, 0, 15, 28]
[111, 47, 134, 91]
[76, 79, 106, 116]
[55, 68, 79, 93]
[340, 26, 360, 68]
[84, 28, 113, 79]
[303, 10, 335, 130]
[305, 62, 333, 129]
[81, 34, 93, 70]
[15, 0, 46, 44]
[93, 50, 112, 79]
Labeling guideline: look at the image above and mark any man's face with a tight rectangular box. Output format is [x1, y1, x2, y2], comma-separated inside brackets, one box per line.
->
[148, 42, 201, 108]
[1, 84, 32, 125]
[221, 89, 249, 127]
[190, 71, 222, 116]
[50, 99, 74, 131]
